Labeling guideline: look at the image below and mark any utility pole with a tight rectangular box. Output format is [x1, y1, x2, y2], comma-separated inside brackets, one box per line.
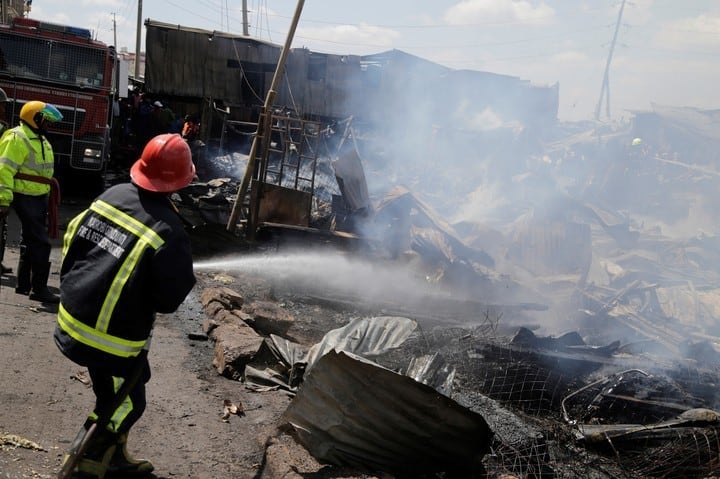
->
[134, 0, 142, 81]
[242, 0, 249, 36]
[112, 12, 117, 48]
[594, 0, 626, 121]
[112, 12, 118, 96]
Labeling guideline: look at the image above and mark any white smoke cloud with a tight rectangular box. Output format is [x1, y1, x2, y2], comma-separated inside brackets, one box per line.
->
[443, 0, 555, 26]
[654, 14, 720, 50]
[296, 24, 401, 54]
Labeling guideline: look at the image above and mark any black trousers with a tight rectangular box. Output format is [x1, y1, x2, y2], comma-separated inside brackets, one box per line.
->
[12, 193, 50, 267]
[87, 356, 151, 434]
[0, 217, 7, 264]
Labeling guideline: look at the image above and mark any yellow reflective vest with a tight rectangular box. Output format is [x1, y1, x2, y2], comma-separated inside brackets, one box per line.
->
[0, 122, 54, 206]
[54, 183, 196, 364]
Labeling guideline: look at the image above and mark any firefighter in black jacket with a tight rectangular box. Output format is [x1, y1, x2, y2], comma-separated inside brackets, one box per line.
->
[54, 133, 196, 478]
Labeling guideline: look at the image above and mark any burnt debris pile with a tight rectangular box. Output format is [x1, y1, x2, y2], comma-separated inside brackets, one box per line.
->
[180, 104, 720, 478]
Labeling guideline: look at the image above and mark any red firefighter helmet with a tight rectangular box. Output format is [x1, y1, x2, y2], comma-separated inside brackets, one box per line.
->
[130, 133, 195, 192]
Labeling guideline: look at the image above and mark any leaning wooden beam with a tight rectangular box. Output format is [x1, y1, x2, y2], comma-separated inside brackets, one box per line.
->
[226, 0, 306, 236]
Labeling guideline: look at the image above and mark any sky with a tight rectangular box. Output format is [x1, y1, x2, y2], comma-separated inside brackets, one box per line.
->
[24, 0, 720, 122]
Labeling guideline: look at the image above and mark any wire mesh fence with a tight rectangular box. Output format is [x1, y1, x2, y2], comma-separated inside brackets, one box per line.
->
[374, 321, 720, 479]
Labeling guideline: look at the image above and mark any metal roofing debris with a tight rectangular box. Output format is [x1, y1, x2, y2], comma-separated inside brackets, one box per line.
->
[282, 350, 493, 476]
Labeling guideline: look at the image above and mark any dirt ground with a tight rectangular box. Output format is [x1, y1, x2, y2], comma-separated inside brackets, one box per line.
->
[0, 193, 375, 479]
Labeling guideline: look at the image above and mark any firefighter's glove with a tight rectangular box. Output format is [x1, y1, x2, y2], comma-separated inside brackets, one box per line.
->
[0, 206, 9, 219]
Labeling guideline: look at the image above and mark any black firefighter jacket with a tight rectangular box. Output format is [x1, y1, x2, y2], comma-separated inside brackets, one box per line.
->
[54, 182, 196, 367]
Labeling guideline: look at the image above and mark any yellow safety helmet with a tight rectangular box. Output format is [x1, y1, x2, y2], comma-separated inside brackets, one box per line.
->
[631, 137, 643, 147]
[20, 100, 63, 130]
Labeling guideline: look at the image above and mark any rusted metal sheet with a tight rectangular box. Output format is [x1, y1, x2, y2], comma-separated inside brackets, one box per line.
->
[282, 350, 493, 476]
[250, 181, 311, 227]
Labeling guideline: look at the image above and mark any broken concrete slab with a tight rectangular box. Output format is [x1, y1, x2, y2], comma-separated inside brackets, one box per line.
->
[200, 286, 245, 310]
[242, 300, 295, 337]
[211, 320, 265, 380]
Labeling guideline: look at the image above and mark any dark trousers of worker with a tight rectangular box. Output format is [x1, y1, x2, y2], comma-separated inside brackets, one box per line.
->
[87, 356, 151, 435]
[1, 217, 8, 267]
[12, 193, 51, 291]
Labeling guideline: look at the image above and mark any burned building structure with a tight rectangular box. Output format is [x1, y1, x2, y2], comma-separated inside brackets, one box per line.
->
[142, 19, 558, 153]
[137, 18, 720, 479]
[141, 19, 561, 243]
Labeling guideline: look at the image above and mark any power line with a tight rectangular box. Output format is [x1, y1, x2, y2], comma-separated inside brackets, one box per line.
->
[290, 24, 612, 51]
[472, 42, 604, 63]
[622, 44, 720, 58]
[631, 23, 720, 36]
[195, 0, 223, 14]
[110, 1, 720, 64]
[159, 0, 227, 30]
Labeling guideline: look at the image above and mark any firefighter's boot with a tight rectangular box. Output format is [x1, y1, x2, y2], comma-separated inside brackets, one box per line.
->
[29, 261, 59, 303]
[62, 428, 117, 479]
[107, 432, 154, 476]
[14, 246, 30, 295]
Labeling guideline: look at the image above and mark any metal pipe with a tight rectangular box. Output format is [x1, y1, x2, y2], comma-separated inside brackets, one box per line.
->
[134, 0, 142, 81]
[242, 0, 249, 36]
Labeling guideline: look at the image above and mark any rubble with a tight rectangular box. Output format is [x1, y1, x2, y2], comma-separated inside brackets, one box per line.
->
[209, 318, 263, 380]
[221, 399, 245, 420]
[0, 434, 45, 452]
[241, 300, 295, 337]
[174, 97, 720, 478]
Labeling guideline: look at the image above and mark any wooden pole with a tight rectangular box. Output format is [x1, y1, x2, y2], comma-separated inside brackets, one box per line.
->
[226, 0, 305, 234]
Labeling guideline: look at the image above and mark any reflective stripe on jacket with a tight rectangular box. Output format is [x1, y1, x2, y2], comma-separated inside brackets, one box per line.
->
[0, 123, 54, 205]
[55, 183, 196, 362]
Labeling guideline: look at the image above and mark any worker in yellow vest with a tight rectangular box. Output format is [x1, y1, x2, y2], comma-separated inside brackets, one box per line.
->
[0, 100, 63, 302]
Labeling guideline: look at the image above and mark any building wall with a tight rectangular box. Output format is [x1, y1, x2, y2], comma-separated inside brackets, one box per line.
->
[144, 20, 279, 106]
[278, 49, 365, 120]
[117, 49, 145, 80]
[143, 21, 559, 129]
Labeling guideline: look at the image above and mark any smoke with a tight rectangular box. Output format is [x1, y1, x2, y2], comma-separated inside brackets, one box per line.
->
[200, 51, 720, 346]
[194, 249, 448, 309]
[464, 105, 507, 132]
[451, 182, 513, 225]
[194, 145, 249, 181]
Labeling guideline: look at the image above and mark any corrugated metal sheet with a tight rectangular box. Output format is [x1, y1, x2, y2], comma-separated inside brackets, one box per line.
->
[145, 19, 280, 103]
[282, 350, 493, 475]
[144, 21, 560, 125]
[279, 49, 365, 119]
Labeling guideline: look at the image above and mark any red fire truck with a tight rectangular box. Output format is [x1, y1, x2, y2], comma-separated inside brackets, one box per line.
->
[0, 17, 115, 184]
